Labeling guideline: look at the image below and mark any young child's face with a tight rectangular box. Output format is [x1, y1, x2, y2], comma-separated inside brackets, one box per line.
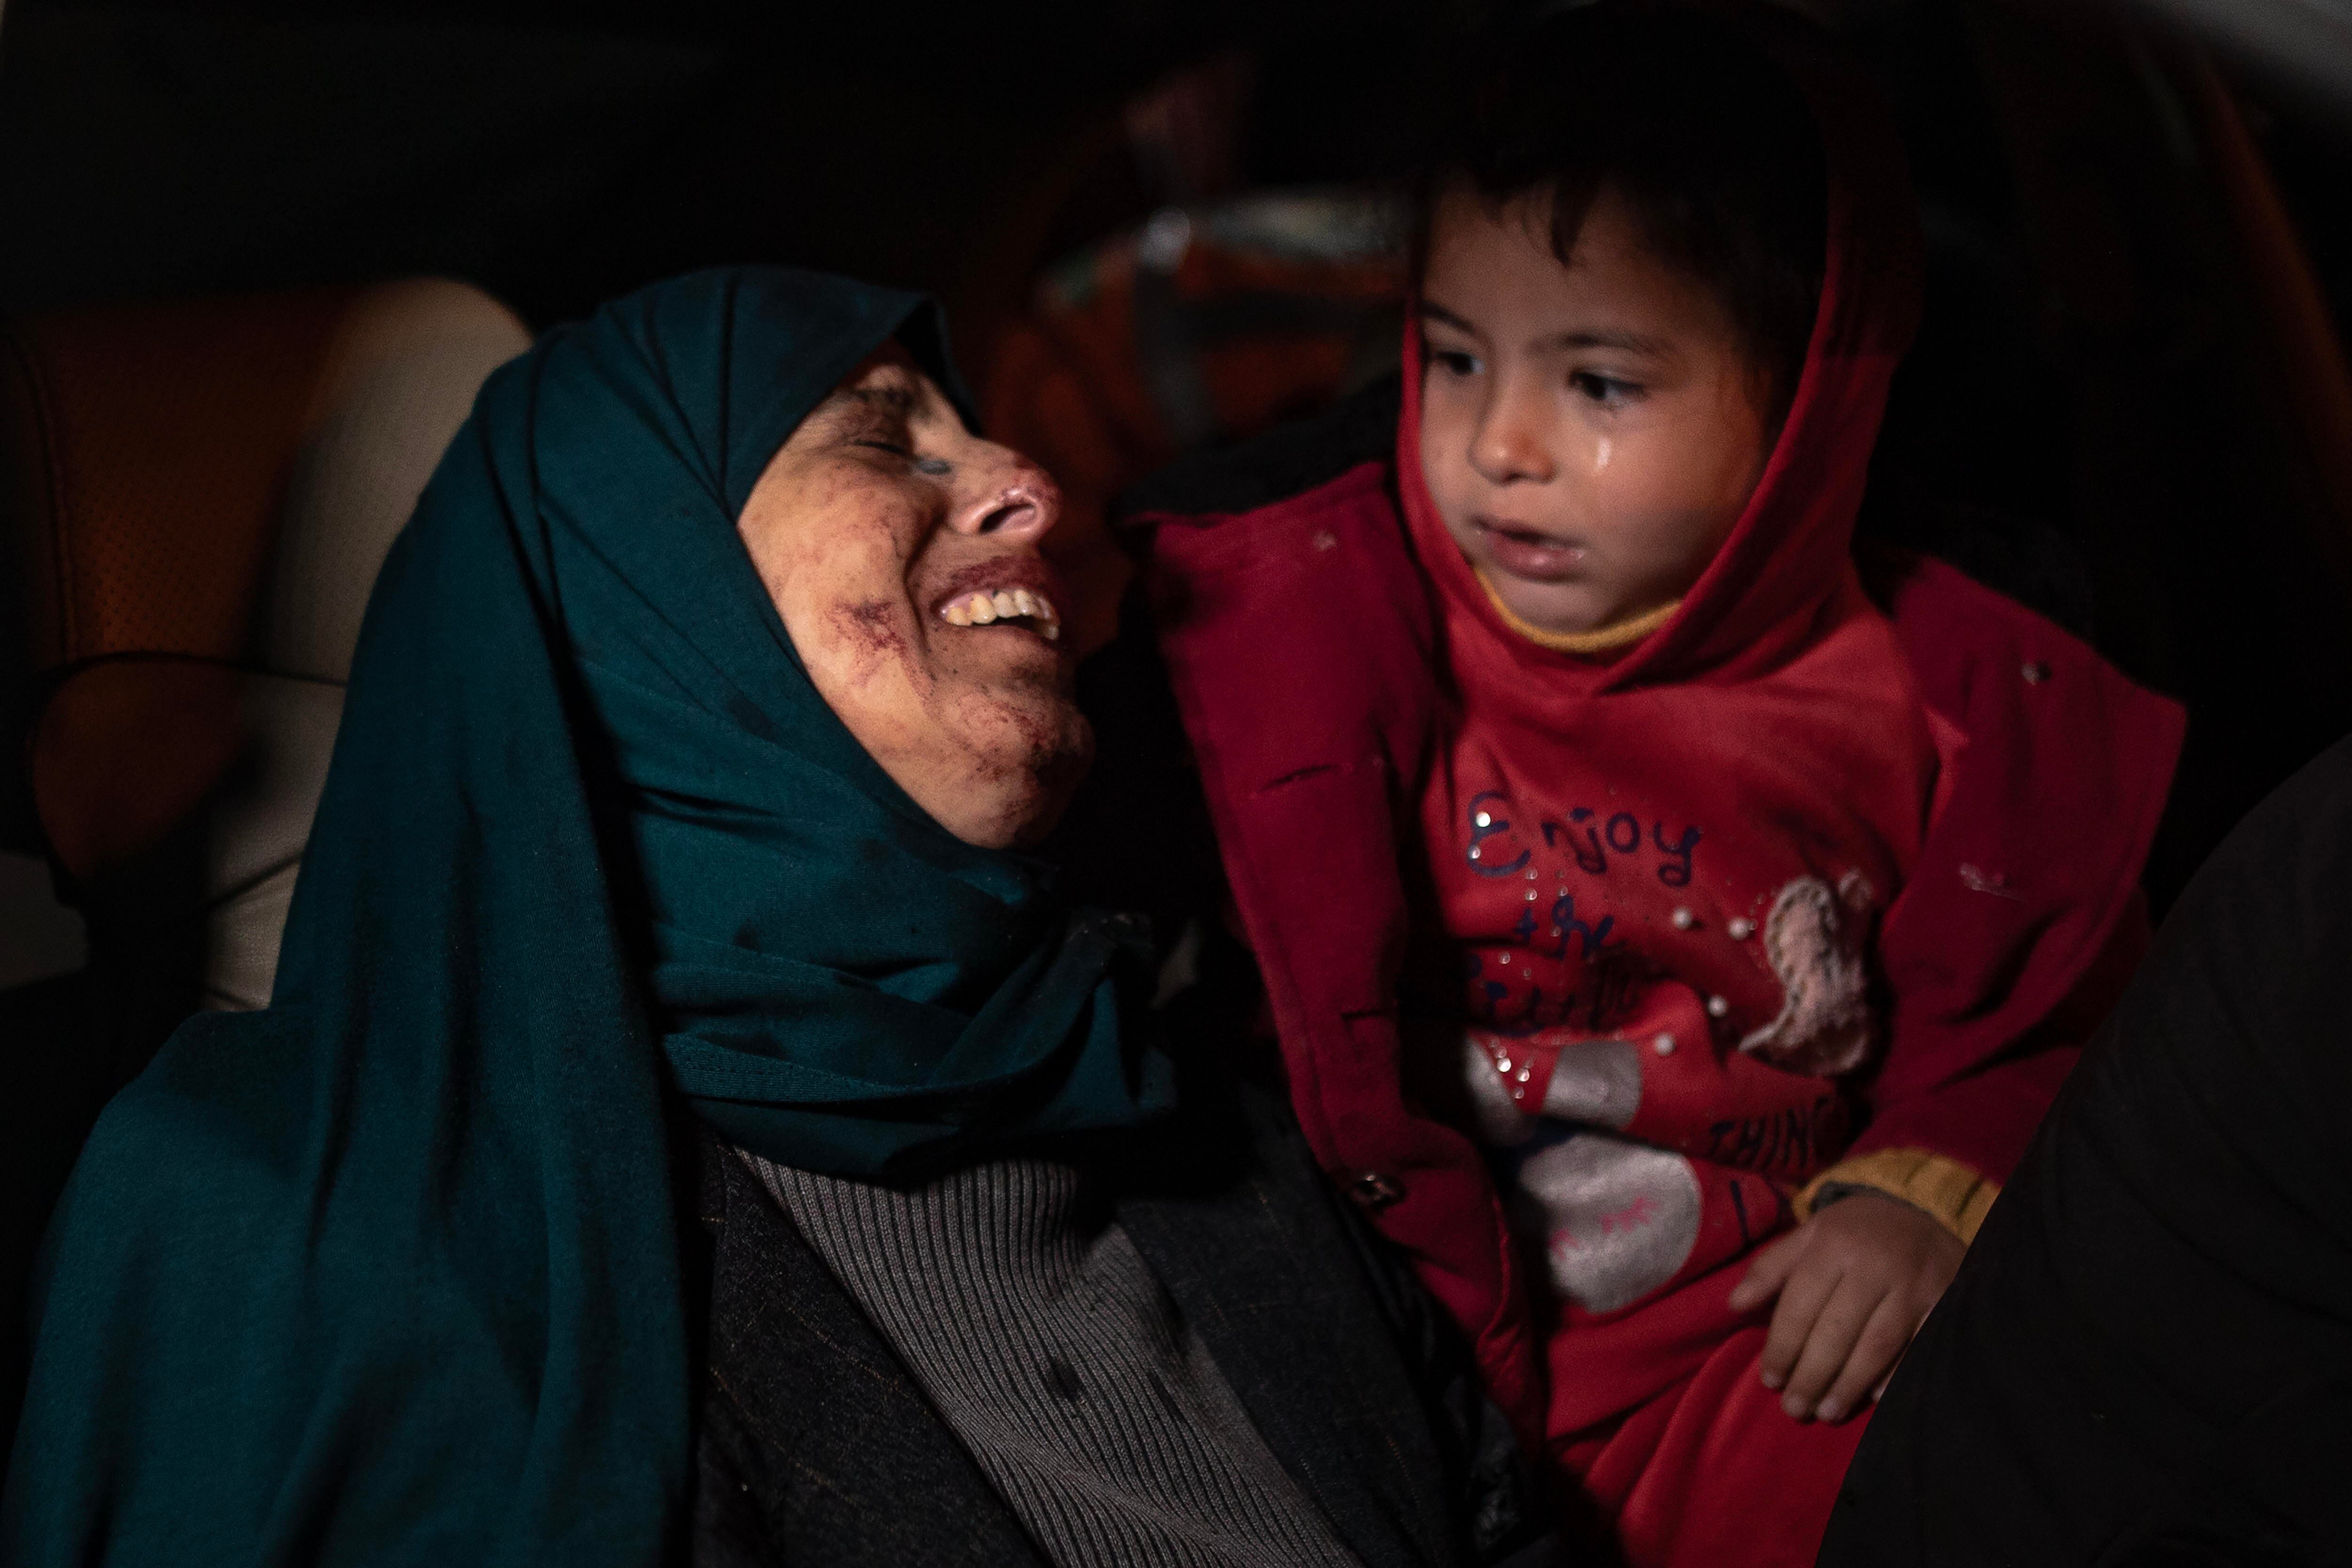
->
[1418, 186, 1777, 637]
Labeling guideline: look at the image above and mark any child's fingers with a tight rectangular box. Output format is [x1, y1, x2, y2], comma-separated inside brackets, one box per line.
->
[1756, 1248, 1842, 1393]
[1813, 1291, 1916, 1423]
[1778, 1275, 1879, 1418]
[1727, 1226, 1805, 1314]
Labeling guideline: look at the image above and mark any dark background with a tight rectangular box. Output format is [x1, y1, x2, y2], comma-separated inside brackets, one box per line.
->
[0, 0, 1434, 327]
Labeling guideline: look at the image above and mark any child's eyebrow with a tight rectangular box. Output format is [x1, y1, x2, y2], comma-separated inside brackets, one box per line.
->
[1417, 300, 1481, 336]
[1421, 300, 1670, 359]
[1541, 328, 1672, 357]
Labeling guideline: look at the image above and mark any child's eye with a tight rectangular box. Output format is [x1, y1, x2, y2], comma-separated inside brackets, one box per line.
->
[1570, 371, 1641, 409]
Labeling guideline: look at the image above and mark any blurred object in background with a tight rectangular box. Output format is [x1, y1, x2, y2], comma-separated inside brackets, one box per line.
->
[2133, 0, 2352, 142]
[1123, 51, 1262, 209]
[985, 179, 1405, 656]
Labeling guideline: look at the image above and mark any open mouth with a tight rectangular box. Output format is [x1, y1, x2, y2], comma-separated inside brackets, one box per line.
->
[938, 586, 1062, 641]
[1474, 516, 1588, 582]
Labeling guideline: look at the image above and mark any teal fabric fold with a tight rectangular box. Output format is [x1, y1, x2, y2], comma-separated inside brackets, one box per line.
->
[1, 267, 1174, 1564]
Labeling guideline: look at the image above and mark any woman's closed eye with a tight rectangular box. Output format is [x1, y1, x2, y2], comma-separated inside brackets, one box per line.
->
[852, 434, 954, 477]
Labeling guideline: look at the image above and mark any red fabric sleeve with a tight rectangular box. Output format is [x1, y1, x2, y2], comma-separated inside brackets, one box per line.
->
[1853, 885, 2152, 1180]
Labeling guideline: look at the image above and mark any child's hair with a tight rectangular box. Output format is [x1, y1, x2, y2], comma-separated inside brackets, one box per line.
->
[1414, 3, 1830, 420]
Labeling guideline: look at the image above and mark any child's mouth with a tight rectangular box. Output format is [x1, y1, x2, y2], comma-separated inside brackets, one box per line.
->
[1474, 517, 1588, 581]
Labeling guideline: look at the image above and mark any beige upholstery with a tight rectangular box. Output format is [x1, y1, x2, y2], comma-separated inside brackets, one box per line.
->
[199, 281, 531, 1008]
[3, 278, 530, 1033]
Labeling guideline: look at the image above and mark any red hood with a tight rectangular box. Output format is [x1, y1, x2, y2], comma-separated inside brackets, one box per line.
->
[1398, 12, 1925, 693]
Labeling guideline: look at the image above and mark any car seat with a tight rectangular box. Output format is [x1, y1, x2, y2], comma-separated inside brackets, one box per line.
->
[0, 277, 532, 1451]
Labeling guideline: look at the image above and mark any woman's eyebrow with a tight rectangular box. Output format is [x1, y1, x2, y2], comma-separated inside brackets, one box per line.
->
[842, 381, 919, 414]
[807, 379, 921, 438]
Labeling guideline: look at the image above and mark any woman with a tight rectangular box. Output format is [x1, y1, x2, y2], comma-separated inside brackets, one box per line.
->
[1, 269, 1556, 1568]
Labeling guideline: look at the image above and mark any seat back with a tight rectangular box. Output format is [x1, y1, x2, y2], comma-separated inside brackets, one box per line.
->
[1, 279, 531, 1023]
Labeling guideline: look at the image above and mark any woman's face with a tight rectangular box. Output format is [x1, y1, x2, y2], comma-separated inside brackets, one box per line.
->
[738, 343, 1090, 849]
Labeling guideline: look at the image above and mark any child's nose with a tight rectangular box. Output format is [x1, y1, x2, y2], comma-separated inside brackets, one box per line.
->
[1470, 394, 1555, 486]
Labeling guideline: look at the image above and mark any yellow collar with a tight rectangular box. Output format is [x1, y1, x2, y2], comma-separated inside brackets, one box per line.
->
[1474, 570, 1680, 656]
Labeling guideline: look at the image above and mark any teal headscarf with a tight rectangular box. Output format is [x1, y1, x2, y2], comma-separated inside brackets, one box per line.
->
[2, 268, 1174, 1564]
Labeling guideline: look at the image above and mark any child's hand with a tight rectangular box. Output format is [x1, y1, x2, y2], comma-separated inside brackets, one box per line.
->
[1726, 1191, 1962, 1423]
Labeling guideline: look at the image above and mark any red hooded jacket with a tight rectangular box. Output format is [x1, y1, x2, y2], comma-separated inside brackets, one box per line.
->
[1126, 22, 2184, 1451]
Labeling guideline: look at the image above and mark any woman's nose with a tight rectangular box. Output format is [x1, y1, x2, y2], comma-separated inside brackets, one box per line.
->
[1469, 384, 1554, 487]
[950, 453, 1063, 542]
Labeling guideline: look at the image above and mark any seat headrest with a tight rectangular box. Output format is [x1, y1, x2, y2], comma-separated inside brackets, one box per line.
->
[3, 278, 530, 881]
[2, 278, 531, 1010]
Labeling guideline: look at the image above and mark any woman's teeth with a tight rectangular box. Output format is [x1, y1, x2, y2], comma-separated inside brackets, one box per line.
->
[940, 587, 1061, 639]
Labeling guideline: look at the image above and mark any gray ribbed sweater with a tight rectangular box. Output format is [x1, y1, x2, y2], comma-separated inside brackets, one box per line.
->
[750, 1153, 1363, 1568]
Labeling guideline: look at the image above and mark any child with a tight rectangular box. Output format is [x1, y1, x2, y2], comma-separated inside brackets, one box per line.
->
[1124, 7, 2185, 1565]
